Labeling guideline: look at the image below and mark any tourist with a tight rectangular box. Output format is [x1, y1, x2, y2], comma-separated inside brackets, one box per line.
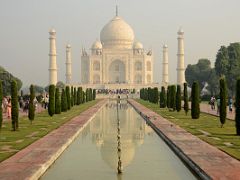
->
[7, 98, 11, 119]
[2, 97, 8, 113]
[44, 95, 49, 109]
[228, 97, 233, 113]
[34, 97, 38, 112]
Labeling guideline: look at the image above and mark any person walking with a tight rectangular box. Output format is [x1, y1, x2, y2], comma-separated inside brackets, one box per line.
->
[216, 97, 220, 115]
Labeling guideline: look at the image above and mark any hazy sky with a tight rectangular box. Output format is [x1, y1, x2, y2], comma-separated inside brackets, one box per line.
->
[0, 0, 240, 87]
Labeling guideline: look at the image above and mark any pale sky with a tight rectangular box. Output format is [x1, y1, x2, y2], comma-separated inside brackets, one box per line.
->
[0, 0, 240, 87]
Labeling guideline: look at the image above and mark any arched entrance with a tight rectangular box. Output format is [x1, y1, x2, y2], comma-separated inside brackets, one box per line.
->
[108, 60, 126, 83]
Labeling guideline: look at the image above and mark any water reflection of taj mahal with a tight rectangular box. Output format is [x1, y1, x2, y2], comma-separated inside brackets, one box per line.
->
[89, 101, 153, 170]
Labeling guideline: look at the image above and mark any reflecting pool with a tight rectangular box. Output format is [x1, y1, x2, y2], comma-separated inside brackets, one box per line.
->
[42, 100, 196, 180]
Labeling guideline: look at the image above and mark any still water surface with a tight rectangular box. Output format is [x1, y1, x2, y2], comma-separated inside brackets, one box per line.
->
[42, 100, 196, 180]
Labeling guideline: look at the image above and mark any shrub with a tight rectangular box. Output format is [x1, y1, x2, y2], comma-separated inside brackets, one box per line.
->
[235, 79, 240, 135]
[66, 86, 71, 110]
[93, 89, 96, 100]
[48, 84, 55, 117]
[28, 84, 35, 123]
[153, 87, 159, 104]
[61, 89, 67, 112]
[170, 85, 176, 111]
[191, 81, 200, 119]
[183, 83, 189, 115]
[176, 85, 181, 112]
[219, 78, 227, 127]
[71, 86, 74, 107]
[55, 87, 61, 114]
[160, 86, 166, 108]
[11, 80, 19, 130]
[77, 87, 81, 105]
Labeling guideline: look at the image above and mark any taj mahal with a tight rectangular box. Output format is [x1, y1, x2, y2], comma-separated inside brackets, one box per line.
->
[48, 8, 186, 90]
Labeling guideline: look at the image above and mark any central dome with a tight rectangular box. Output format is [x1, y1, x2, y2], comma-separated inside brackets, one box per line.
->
[100, 16, 135, 49]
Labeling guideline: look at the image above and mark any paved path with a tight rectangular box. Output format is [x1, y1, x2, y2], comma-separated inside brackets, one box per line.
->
[129, 99, 240, 180]
[0, 100, 106, 180]
[200, 103, 235, 120]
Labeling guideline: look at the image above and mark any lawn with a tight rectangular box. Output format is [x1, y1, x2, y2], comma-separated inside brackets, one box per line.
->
[0, 100, 98, 162]
[136, 99, 240, 160]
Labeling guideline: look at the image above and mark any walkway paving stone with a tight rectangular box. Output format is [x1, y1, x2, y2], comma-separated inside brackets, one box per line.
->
[129, 99, 240, 180]
[0, 100, 106, 180]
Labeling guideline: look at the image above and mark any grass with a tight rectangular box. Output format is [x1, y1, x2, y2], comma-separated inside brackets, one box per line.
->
[136, 99, 240, 160]
[0, 100, 98, 162]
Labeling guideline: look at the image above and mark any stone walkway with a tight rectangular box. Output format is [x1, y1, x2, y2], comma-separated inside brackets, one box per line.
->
[129, 99, 240, 180]
[0, 100, 106, 180]
[200, 103, 235, 120]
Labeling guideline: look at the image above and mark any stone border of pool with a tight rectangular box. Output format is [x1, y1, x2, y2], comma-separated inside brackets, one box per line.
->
[0, 99, 107, 180]
[128, 99, 240, 180]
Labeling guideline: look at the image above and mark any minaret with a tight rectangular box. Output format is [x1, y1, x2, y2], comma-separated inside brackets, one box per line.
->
[48, 29, 57, 85]
[177, 27, 185, 86]
[162, 44, 169, 88]
[65, 44, 72, 84]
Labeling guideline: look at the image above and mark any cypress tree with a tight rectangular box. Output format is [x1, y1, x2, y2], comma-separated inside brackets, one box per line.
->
[170, 85, 176, 111]
[77, 87, 81, 105]
[236, 79, 240, 135]
[66, 86, 71, 110]
[147, 87, 151, 101]
[176, 85, 181, 112]
[0, 81, 2, 129]
[74, 87, 77, 105]
[48, 84, 55, 117]
[160, 86, 166, 108]
[55, 88, 61, 114]
[11, 80, 19, 131]
[28, 84, 35, 123]
[183, 83, 189, 115]
[93, 89, 96, 100]
[167, 86, 170, 108]
[191, 81, 200, 119]
[71, 86, 74, 107]
[153, 87, 159, 104]
[144, 88, 148, 100]
[79, 87, 83, 104]
[219, 78, 227, 127]
[86, 89, 89, 102]
[61, 89, 67, 112]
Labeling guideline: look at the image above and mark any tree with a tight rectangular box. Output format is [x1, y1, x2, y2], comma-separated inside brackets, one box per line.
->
[89, 88, 93, 101]
[48, 85, 55, 117]
[0, 81, 2, 129]
[28, 84, 35, 123]
[236, 79, 240, 135]
[66, 86, 71, 110]
[55, 88, 61, 114]
[183, 83, 189, 115]
[79, 87, 83, 104]
[93, 89, 96, 100]
[206, 69, 219, 96]
[219, 78, 227, 127]
[71, 86, 74, 107]
[167, 86, 170, 108]
[61, 89, 67, 112]
[0, 66, 22, 96]
[176, 85, 181, 112]
[152, 87, 159, 104]
[86, 88, 89, 102]
[77, 87, 81, 105]
[11, 80, 19, 131]
[215, 43, 240, 97]
[74, 87, 77, 105]
[160, 86, 166, 108]
[185, 59, 212, 92]
[191, 81, 200, 119]
[169, 85, 176, 111]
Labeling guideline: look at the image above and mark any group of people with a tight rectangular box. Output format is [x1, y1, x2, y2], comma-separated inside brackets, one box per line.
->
[209, 96, 233, 114]
[1, 96, 40, 119]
